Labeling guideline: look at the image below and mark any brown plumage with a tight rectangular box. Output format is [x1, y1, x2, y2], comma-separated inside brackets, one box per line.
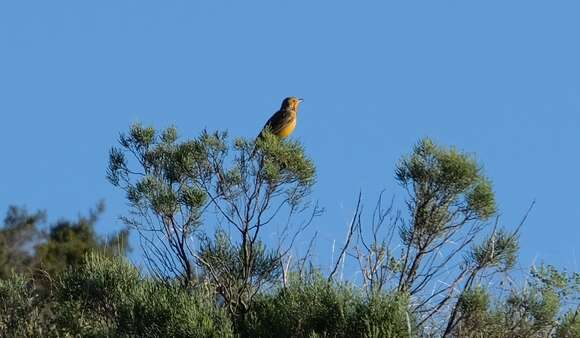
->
[258, 97, 303, 139]
[252, 97, 303, 157]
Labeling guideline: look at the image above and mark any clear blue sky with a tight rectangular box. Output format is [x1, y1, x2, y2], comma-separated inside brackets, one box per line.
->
[1, 1, 578, 274]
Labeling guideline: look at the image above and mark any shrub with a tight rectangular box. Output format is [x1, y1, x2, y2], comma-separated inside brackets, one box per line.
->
[244, 273, 412, 338]
[0, 273, 53, 337]
[556, 310, 580, 338]
[53, 253, 233, 337]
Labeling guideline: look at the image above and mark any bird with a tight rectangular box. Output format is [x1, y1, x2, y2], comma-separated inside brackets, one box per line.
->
[259, 96, 303, 138]
[252, 97, 303, 156]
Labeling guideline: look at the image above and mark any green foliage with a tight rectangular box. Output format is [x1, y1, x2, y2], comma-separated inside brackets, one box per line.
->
[0, 273, 53, 337]
[254, 130, 316, 188]
[453, 286, 491, 335]
[246, 274, 357, 337]
[451, 265, 580, 338]
[556, 310, 580, 338]
[36, 202, 129, 277]
[356, 293, 413, 338]
[108, 124, 316, 213]
[2, 258, 574, 338]
[108, 124, 318, 316]
[3, 127, 577, 337]
[54, 253, 234, 337]
[244, 273, 412, 338]
[0, 206, 45, 278]
[198, 230, 281, 315]
[389, 137, 505, 330]
[0, 203, 128, 280]
[530, 265, 580, 301]
[395, 138, 496, 227]
[468, 228, 519, 272]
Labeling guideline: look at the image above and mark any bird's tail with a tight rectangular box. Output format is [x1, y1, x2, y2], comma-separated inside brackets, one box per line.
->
[250, 131, 265, 158]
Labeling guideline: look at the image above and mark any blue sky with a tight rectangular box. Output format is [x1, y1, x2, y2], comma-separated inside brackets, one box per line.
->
[1, 1, 578, 274]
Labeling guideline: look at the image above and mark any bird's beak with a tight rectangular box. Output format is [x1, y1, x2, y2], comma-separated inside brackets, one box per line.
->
[298, 98, 304, 102]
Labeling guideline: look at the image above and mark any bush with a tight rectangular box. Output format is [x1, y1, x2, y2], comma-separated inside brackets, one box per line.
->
[0, 273, 53, 337]
[353, 293, 413, 338]
[244, 273, 412, 338]
[556, 310, 580, 338]
[53, 253, 234, 337]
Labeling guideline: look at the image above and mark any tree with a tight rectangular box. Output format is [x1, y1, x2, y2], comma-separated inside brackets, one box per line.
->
[35, 202, 129, 278]
[451, 264, 580, 338]
[0, 206, 45, 279]
[336, 138, 522, 335]
[107, 124, 319, 317]
[2, 130, 578, 337]
[0, 203, 129, 280]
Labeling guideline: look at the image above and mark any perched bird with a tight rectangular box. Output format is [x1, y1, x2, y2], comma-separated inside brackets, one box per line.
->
[258, 97, 303, 139]
[252, 97, 303, 157]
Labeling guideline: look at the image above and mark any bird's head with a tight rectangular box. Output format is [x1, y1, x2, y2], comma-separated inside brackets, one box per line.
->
[281, 97, 304, 111]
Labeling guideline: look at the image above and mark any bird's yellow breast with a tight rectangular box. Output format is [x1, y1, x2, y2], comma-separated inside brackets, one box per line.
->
[276, 116, 296, 138]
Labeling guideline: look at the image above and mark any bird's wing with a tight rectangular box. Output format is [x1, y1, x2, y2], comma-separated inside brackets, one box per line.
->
[263, 109, 294, 135]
